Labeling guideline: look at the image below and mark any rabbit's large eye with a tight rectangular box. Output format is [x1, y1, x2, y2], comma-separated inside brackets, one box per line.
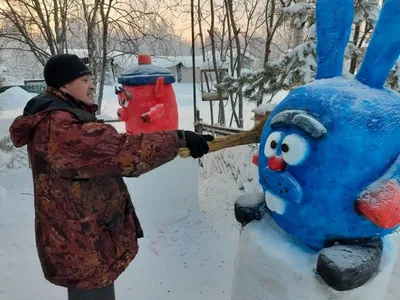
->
[281, 134, 309, 165]
[264, 132, 284, 157]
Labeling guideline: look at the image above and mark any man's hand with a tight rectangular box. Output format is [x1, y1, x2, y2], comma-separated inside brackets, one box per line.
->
[183, 131, 214, 159]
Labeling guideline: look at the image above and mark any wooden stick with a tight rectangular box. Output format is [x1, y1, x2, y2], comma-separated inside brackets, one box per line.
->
[178, 112, 271, 158]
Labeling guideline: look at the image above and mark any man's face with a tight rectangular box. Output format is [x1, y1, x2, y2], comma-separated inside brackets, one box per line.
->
[61, 75, 95, 104]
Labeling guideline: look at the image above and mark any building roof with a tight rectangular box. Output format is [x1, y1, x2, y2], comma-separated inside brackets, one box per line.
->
[112, 53, 229, 70]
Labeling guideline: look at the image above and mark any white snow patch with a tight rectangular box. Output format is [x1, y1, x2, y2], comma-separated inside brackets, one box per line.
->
[0, 87, 35, 112]
[232, 213, 398, 300]
[0, 64, 23, 86]
[281, 3, 315, 14]
[251, 103, 276, 115]
[308, 24, 317, 39]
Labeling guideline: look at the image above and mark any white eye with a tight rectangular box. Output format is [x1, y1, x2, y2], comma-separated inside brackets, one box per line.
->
[121, 99, 129, 108]
[281, 134, 309, 165]
[264, 131, 284, 158]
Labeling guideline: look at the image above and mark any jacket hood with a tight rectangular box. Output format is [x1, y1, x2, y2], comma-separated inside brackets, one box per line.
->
[9, 90, 98, 147]
[9, 110, 52, 147]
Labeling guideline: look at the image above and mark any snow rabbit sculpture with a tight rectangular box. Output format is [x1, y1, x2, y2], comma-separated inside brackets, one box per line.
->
[235, 0, 400, 291]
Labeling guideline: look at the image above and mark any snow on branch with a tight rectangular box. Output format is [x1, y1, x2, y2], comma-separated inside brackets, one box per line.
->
[354, 0, 380, 26]
[281, 3, 315, 29]
[219, 41, 316, 103]
[386, 60, 400, 92]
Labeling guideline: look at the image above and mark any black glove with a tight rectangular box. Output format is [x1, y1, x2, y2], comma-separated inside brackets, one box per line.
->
[183, 131, 214, 158]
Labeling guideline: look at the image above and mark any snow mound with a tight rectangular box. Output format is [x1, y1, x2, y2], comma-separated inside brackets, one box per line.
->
[0, 87, 35, 110]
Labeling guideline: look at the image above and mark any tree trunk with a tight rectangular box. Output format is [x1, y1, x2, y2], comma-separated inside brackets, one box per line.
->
[226, 0, 243, 128]
[97, 0, 113, 115]
[209, 0, 225, 126]
[292, 0, 306, 47]
[224, 0, 240, 128]
[197, 0, 214, 124]
[83, 0, 102, 110]
[350, 23, 361, 74]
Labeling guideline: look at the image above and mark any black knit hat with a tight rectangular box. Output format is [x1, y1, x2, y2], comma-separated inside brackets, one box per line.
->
[44, 54, 91, 89]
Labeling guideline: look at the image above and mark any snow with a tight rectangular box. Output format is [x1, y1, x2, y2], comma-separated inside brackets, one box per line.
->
[308, 24, 317, 39]
[282, 3, 315, 14]
[0, 82, 399, 300]
[281, 3, 315, 29]
[232, 213, 398, 300]
[251, 103, 276, 115]
[236, 192, 264, 209]
[0, 87, 35, 111]
[0, 64, 23, 86]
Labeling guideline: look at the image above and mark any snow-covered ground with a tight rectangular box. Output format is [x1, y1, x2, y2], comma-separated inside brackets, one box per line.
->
[0, 83, 399, 300]
[0, 83, 263, 300]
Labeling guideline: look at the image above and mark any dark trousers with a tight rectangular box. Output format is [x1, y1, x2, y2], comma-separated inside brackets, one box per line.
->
[68, 283, 116, 300]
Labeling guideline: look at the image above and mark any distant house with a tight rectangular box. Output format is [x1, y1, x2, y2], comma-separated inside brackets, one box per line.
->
[230, 48, 257, 71]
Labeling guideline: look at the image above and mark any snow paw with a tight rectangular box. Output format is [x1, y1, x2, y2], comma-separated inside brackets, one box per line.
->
[234, 192, 267, 227]
[316, 238, 383, 291]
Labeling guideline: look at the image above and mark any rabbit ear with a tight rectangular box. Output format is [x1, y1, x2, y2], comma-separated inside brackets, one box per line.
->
[315, 0, 354, 79]
[355, 0, 400, 89]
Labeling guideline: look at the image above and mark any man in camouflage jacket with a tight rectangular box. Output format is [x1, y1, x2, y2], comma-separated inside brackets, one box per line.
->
[9, 54, 212, 299]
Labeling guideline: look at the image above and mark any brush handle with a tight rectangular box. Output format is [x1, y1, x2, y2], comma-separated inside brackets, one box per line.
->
[178, 113, 270, 158]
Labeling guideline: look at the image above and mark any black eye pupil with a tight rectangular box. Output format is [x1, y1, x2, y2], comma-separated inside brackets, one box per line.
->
[282, 143, 289, 153]
[270, 140, 277, 149]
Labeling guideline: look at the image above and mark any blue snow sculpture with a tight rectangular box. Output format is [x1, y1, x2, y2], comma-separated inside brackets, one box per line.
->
[235, 0, 400, 292]
[258, 0, 400, 249]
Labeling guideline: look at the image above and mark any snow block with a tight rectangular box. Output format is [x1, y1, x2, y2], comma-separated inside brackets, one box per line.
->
[231, 214, 397, 300]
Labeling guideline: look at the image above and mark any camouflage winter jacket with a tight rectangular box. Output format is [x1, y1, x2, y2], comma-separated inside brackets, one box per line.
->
[9, 89, 186, 289]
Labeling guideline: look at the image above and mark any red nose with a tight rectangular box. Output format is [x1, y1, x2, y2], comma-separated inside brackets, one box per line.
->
[268, 156, 286, 171]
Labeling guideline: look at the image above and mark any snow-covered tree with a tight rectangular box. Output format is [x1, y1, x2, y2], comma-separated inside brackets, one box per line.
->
[386, 62, 400, 91]
[219, 0, 395, 105]
[220, 1, 316, 105]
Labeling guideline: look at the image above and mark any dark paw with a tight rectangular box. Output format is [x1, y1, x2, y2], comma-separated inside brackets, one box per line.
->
[234, 192, 267, 227]
[316, 238, 383, 291]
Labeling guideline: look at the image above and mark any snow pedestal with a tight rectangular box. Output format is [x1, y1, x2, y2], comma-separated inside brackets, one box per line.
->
[128, 157, 200, 229]
[231, 214, 398, 300]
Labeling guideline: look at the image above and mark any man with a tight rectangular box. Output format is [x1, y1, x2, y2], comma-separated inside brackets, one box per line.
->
[9, 54, 213, 300]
